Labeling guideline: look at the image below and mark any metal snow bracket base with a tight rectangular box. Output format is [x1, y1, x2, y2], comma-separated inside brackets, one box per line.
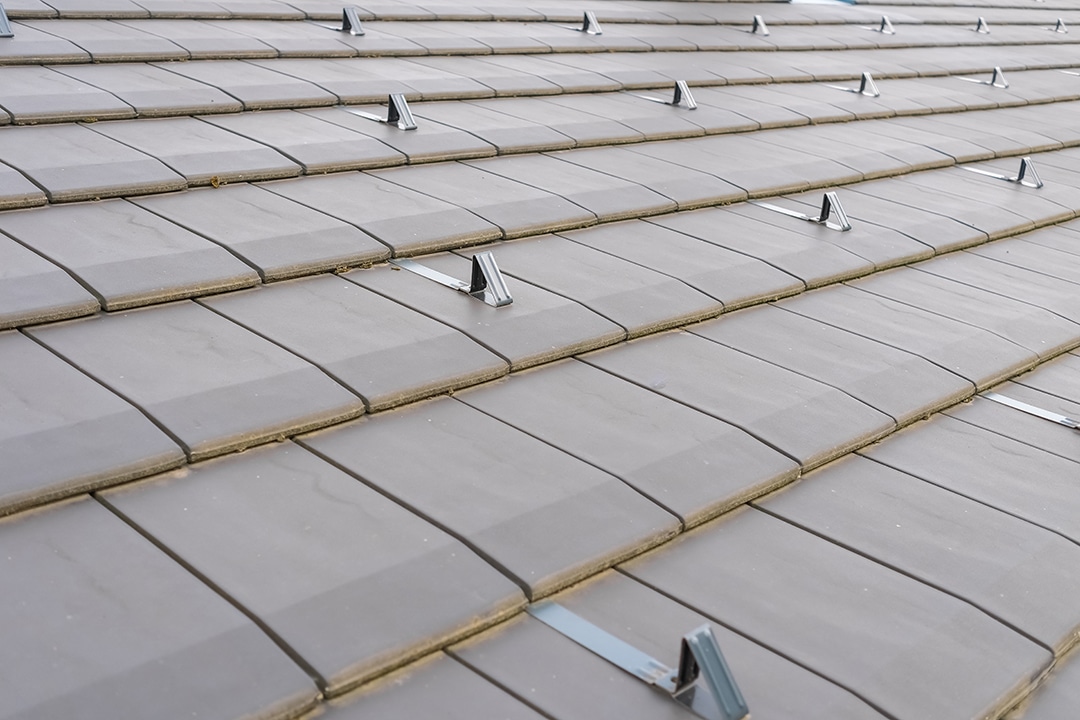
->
[957, 66, 1008, 88]
[861, 15, 895, 34]
[0, 4, 13, 38]
[390, 252, 513, 307]
[634, 81, 698, 109]
[558, 11, 603, 35]
[963, 156, 1044, 188]
[975, 16, 990, 33]
[827, 72, 880, 97]
[339, 6, 365, 35]
[754, 191, 852, 232]
[983, 392, 1080, 429]
[527, 602, 749, 720]
[750, 14, 769, 35]
[348, 93, 417, 130]
[1052, 18, 1068, 33]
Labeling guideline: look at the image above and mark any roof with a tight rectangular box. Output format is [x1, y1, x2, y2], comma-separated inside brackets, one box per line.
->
[2, 0, 1080, 718]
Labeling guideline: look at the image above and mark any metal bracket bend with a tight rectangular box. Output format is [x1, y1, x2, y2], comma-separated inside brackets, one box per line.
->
[390, 252, 513, 307]
[754, 191, 852, 232]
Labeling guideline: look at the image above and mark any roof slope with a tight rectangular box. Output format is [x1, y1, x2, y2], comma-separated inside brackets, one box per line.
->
[1, 1, 1080, 718]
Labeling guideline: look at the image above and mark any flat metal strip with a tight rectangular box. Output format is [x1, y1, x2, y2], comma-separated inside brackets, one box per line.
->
[527, 602, 672, 685]
[982, 391, 1080, 429]
[389, 258, 469, 291]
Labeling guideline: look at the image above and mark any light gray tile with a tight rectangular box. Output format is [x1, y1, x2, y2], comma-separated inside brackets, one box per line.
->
[20, 18, 187, 60]
[0, 65, 134, 123]
[55, 62, 242, 116]
[0, 237, 98, 329]
[158, 59, 338, 110]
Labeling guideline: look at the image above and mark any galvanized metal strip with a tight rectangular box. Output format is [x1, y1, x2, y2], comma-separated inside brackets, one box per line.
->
[982, 391, 1080, 429]
[389, 258, 470, 291]
[527, 601, 673, 686]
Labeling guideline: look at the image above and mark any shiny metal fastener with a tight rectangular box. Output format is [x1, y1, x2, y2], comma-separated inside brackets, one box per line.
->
[558, 11, 602, 35]
[347, 93, 417, 130]
[750, 14, 769, 35]
[390, 252, 513, 307]
[338, 6, 364, 35]
[975, 16, 990, 33]
[957, 66, 1009, 89]
[982, 392, 1079, 429]
[633, 81, 698, 109]
[0, 4, 13, 38]
[962, 157, 1043, 189]
[826, 72, 880, 98]
[754, 191, 852, 232]
[862, 15, 895, 34]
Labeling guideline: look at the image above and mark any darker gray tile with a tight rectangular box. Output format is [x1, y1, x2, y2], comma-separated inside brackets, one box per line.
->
[55, 63, 243, 117]
[0, 65, 134, 123]
[458, 236, 719, 337]
[623, 507, 1050, 720]
[862, 414, 1080, 543]
[0, 124, 186, 202]
[201, 274, 507, 410]
[459, 358, 798, 526]
[348, 253, 624, 369]
[133, 184, 389, 281]
[300, 397, 680, 599]
[119, 18, 278, 58]
[158, 59, 338, 110]
[0, 20, 89, 63]
[410, 99, 574, 154]
[0, 497, 318, 719]
[0, 237, 98, 329]
[0, 331, 184, 516]
[0, 201, 259, 309]
[762, 453, 1080, 654]
[582, 331, 894, 469]
[262, 172, 501, 256]
[28, 301, 364, 461]
[693, 303, 973, 425]
[102, 442, 524, 694]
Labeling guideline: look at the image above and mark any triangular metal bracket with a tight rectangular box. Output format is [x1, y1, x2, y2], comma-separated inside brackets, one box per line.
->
[560, 10, 602, 35]
[389, 252, 513, 307]
[963, 156, 1044, 189]
[975, 16, 990, 33]
[668, 626, 750, 720]
[827, 72, 880, 97]
[957, 66, 1008, 88]
[750, 14, 769, 36]
[339, 6, 365, 35]
[1053, 18, 1068, 33]
[862, 15, 895, 34]
[753, 191, 852, 232]
[0, 4, 13, 38]
[632, 80, 697, 109]
[348, 93, 418, 130]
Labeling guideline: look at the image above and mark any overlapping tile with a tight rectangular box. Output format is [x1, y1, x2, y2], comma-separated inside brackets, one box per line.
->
[0, 235, 98, 328]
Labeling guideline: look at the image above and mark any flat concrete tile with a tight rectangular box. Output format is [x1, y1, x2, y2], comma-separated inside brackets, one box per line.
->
[450, 614, 703, 720]
[695, 87, 810, 130]
[305, 105, 497, 163]
[300, 397, 680, 599]
[782, 283, 1039, 390]
[852, 267, 1080, 360]
[19, 18, 188, 60]
[904, 169, 1076, 229]
[202, 18, 358, 56]
[858, 118, 993, 164]
[406, 56, 563, 96]
[694, 303, 974, 425]
[410, 100, 575, 154]
[549, 571, 889, 720]
[946, 383, 1080, 465]
[917, 250, 1080, 323]
[972, 236, 1080, 291]
[133, 184, 389, 280]
[0, 161, 47, 210]
[0, 200, 259, 309]
[459, 359, 799, 527]
[863, 414, 1080, 543]
[28, 301, 364, 461]
[117, 18, 278, 58]
[371, 162, 596, 238]
[102, 442, 524, 694]
[467, 54, 622, 93]
[0, 65, 135, 123]
[89, 116, 301, 186]
[477, 96, 645, 147]
[0, 331, 184, 516]
[202, 274, 507, 410]
[1014, 351, 1080, 405]
[348, 254, 624, 369]
[763, 453, 1080, 654]
[262, 172, 501, 255]
[33, 0, 146, 16]
[649, 207, 873, 289]
[252, 57, 492, 100]
[571, 222, 800, 309]
[622, 506, 1050, 720]
[458, 236, 719, 337]
[0, 237, 99, 329]
[731, 198, 935, 271]
[158, 59, 338, 110]
[551, 145, 746, 210]
[0, 497, 318, 719]
[319, 653, 545, 720]
[0, 123, 186, 202]
[1014, 646, 1080, 719]
[583, 331, 894, 469]
[56, 62, 243, 117]
[0, 20, 89, 63]
[542, 92, 715, 141]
